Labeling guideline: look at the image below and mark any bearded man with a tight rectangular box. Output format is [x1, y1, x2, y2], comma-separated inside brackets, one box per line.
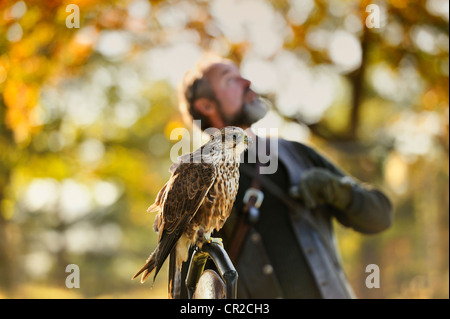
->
[174, 57, 393, 299]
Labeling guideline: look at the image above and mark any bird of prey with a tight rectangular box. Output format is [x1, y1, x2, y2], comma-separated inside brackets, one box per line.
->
[132, 126, 250, 288]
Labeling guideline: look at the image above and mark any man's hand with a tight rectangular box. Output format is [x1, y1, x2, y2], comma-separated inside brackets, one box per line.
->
[289, 168, 354, 211]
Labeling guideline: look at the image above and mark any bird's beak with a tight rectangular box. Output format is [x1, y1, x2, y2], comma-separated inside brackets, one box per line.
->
[244, 135, 251, 146]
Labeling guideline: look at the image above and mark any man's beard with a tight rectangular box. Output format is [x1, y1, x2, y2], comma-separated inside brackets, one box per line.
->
[218, 93, 268, 128]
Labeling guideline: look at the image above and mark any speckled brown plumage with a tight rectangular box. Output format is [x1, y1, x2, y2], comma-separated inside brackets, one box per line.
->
[133, 126, 249, 284]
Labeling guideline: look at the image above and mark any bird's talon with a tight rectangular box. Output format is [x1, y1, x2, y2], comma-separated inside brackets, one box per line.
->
[207, 237, 224, 248]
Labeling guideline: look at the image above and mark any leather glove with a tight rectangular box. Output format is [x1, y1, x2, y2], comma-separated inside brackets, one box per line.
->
[289, 168, 354, 211]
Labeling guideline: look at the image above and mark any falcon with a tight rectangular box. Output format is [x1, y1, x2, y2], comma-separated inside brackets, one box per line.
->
[132, 126, 250, 287]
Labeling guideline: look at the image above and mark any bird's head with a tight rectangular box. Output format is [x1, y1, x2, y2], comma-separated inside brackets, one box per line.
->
[221, 126, 251, 152]
[206, 126, 251, 161]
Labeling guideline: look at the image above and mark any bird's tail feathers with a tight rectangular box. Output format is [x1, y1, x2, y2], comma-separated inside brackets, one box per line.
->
[132, 248, 158, 283]
[168, 250, 181, 299]
[134, 215, 191, 286]
[133, 227, 184, 284]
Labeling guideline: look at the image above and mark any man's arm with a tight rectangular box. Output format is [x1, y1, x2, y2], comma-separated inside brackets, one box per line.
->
[293, 143, 393, 234]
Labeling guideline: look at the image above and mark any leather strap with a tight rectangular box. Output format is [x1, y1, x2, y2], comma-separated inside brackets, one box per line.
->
[227, 162, 262, 263]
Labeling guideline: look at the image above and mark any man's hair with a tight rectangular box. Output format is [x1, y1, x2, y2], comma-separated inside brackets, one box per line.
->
[177, 55, 230, 131]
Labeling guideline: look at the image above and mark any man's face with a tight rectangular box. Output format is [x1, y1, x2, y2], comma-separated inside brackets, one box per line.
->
[206, 62, 267, 128]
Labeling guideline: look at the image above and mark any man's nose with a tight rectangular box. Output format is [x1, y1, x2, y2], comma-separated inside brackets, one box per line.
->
[240, 77, 251, 89]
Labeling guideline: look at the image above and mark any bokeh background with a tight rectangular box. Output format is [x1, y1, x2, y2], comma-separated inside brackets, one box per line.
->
[0, 0, 448, 299]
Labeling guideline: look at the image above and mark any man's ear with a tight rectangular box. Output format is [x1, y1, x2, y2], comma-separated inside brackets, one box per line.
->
[193, 98, 215, 116]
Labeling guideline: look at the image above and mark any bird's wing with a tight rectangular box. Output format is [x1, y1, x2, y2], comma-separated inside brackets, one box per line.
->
[147, 181, 169, 214]
[168, 152, 194, 174]
[163, 161, 216, 231]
